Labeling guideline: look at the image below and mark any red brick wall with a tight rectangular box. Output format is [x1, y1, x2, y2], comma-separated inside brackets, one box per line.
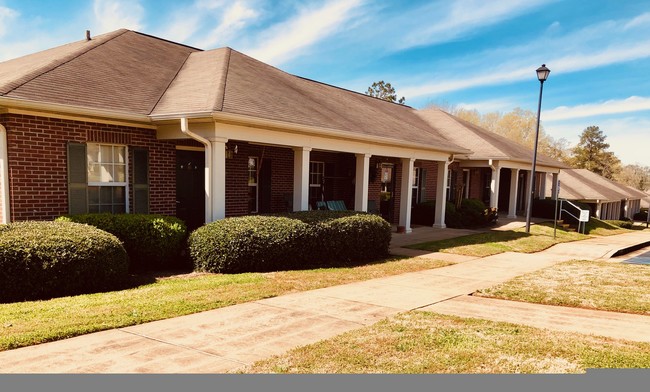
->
[225, 142, 294, 217]
[1, 113, 177, 221]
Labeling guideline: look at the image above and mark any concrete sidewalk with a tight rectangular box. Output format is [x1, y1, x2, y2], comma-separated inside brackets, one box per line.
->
[1, 231, 649, 373]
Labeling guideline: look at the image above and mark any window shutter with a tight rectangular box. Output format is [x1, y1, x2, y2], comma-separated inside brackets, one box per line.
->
[67, 142, 87, 214]
[133, 148, 149, 214]
[419, 168, 427, 203]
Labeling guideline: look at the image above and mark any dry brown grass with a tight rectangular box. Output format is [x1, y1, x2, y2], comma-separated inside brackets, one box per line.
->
[477, 260, 650, 314]
[244, 312, 650, 373]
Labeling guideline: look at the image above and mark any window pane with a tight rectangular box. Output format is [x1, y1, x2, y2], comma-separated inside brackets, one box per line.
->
[99, 204, 113, 213]
[114, 146, 126, 163]
[88, 205, 99, 213]
[88, 164, 101, 182]
[115, 165, 126, 182]
[101, 145, 113, 163]
[100, 164, 113, 182]
[100, 186, 112, 203]
[87, 144, 100, 164]
[88, 186, 100, 204]
[113, 186, 125, 203]
[114, 204, 126, 214]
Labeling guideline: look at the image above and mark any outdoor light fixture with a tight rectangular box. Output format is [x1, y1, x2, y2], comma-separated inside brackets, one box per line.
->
[525, 64, 550, 233]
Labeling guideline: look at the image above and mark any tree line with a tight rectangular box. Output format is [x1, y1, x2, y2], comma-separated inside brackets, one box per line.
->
[365, 81, 649, 191]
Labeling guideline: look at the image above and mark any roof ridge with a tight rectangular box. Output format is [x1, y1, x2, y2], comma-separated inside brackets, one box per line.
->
[214, 47, 232, 112]
[0, 29, 130, 95]
[148, 47, 198, 115]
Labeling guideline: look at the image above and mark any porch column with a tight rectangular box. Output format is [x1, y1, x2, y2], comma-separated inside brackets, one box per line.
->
[538, 172, 547, 198]
[398, 158, 415, 233]
[355, 153, 371, 211]
[595, 202, 602, 219]
[210, 138, 227, 221]
[524, 170, 532, 212]
[293, 147, 311, 211]
[507, 169, 519, 219]
[551, 173, 559, 200]
[489, 162, 501, 209]
[434, 160, 449, 228]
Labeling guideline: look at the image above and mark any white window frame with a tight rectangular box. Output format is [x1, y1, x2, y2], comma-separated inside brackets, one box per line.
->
[309, 161, 325, 189]
[87, 143, 129, 213]
[248, 156, 259, 213]
[411, 167, 421, 207]
[446, 168, 452, 201]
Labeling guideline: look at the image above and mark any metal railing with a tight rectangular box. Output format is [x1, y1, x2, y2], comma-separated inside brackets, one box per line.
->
[554, 198, 589, 236]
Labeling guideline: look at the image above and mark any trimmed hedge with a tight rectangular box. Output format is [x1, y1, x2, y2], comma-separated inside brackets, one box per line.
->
[189, 211, 391, 273]
[412, 199, 497, 229]
[633, 211, 648, 221]
[0, 221, 128, 302]
[57, 213, 187, 271]
[606, 220, 634, 229]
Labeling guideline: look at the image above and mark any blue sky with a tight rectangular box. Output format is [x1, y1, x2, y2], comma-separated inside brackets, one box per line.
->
[1, 0, 650, 166]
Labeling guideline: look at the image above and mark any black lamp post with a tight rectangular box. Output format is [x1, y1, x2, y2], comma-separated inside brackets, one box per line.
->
[525, 64, 550, 233]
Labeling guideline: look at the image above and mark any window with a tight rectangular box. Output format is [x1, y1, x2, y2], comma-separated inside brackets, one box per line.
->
[68, 143, 149, 215]
[463, 169, 470, 199]
[87, 144, 127, 213]
[248, 157, 258, 213]
[309, 161, 325, 206]
[446, 169, 452, 201]
[411, 167, 420, 207]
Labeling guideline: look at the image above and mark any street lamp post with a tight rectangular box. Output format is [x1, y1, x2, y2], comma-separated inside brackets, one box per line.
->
[525, 64, 550, 233]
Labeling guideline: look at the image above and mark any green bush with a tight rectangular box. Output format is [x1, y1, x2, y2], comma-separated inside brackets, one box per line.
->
[57, 213, 187, 271]
[606, 220, 634, 229]
[633, 211, 648, 221]
[0, 221, 128, 302]
[188, 212, 391, 273]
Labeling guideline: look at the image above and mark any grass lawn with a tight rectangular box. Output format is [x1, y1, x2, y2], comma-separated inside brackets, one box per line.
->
[0, 257, 450, 352]
[406, 222, 588, 257]
[244, 312, 650, 373]
[476, 260, 650, 315]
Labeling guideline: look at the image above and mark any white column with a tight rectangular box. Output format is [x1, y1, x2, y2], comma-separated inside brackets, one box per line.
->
[434, 160, 449, 228]
[595, 202, 602, 219]
[398, 158, 415, 233]
[0, 124, 9, 224]
[210, 138, 227, 221]
[538, 172, 547, 199]
[507, 169, 519, 219]
[293, 147, 311, 211]
[489, 163, 501, 209]
[551, 173, 559, 200]
[355, 153, 371, 211]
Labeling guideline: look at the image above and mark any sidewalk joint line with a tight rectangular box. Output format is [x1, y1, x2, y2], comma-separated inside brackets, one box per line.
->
[116, 329, 250, 366]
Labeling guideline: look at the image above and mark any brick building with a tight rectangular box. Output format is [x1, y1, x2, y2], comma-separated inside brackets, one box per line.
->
[0, 29, 568, 232]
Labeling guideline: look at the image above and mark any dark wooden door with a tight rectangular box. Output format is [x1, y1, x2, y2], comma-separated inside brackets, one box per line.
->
[176, 150, 205, 231]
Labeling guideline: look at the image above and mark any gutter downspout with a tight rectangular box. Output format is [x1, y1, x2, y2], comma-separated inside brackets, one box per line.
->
[180, 118, 212, 224]
[0, 124, 9, 224]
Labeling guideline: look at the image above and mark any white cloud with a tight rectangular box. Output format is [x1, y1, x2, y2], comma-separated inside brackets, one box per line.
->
[93, 0, 144, 33]
[624, 12, 650, 30]
[246, 0, 365, 65]
[193, 1, 259, 49]
[397, 0, 549, 49]
[544, 96, 650, 121]
[0, 6, 19, 37]
[457, 98, 519, 113]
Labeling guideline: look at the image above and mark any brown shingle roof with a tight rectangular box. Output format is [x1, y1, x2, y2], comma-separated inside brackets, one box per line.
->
[153, 48, 468, 152]
[553, 168, 647, 202]
[0, 30, 466, 153]
[1, 30, 198, 114]
[416, 107, 567, 168]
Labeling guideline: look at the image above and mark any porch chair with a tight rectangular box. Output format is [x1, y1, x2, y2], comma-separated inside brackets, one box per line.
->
[315, 201, 328, 210]
[367, 199, 380, 215]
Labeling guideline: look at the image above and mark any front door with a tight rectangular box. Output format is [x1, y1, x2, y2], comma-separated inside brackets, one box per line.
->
[176, 149, 205, 231]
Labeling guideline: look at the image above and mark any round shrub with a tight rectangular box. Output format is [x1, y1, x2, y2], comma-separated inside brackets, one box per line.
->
[188, 212, 392, 273]
[633, 211, 648, 221]
[57, 214, 187, 271]
[0, 221, 128, 303]
[189, 215, 308, 273]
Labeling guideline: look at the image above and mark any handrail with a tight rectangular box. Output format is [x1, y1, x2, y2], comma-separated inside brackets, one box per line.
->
[555, 198, 589, 235]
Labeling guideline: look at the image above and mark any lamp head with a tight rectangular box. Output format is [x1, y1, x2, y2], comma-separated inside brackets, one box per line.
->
[536, 64, 550, 82]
